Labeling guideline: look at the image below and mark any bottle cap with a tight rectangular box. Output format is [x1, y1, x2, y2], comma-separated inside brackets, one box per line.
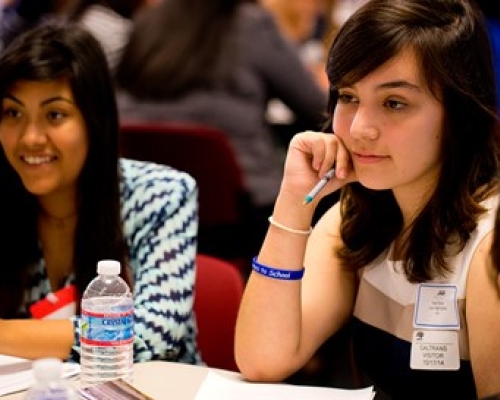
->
[97, 260, 121, 275]
[32, 358, 63, 381]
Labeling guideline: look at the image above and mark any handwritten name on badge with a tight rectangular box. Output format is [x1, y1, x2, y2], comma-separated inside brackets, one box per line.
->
[414, 283, 460, 329]
[410, 330, 459, 370]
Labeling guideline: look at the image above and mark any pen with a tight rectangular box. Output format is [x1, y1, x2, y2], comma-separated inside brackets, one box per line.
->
[302, 168, 336, 205]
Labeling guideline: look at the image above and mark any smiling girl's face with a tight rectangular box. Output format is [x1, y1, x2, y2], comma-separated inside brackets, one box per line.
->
[0, 78, 89, 202]
[333, 48, 444, 206]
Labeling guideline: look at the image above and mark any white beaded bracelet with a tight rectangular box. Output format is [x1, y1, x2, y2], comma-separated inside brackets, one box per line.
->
[268, 216, 312, 235]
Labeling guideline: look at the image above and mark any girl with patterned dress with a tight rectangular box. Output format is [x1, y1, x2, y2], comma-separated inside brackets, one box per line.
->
[0, 22, 201, 365]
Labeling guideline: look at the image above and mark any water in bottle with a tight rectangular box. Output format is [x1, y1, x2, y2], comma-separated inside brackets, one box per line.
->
[24, 358, 78, 400]
[80, 260, 134, 386]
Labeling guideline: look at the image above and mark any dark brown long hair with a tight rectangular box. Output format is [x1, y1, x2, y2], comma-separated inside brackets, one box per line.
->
[324, 0, 500, 282]
[0, 21, 129, 317]
[115, 0, 254, 99]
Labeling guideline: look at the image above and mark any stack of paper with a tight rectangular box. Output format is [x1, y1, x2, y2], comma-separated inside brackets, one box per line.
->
[195, 371, 375, 400]
[0, 354, 80, 396]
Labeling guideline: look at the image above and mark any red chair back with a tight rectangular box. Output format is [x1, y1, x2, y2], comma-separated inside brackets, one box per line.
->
[119, 122, 248, 226]
[194, 254, 244, 372]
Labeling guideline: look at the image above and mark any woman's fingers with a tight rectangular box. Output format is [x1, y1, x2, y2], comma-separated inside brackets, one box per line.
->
[332, 136, 354, 181]
[288, 131, 357, 185]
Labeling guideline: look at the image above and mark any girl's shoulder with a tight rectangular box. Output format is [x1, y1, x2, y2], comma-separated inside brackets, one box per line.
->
[477, 192, 500, 230]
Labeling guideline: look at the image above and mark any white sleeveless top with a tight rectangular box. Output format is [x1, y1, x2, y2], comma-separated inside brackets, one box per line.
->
[353, 194, 499, 360]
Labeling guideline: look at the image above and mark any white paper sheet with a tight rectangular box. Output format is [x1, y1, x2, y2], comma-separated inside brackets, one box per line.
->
[0, 354, 80, 396]
[195, 371, 374, 400]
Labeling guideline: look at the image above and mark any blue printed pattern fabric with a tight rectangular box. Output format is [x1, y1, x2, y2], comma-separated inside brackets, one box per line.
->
[21, 158, 201, 364]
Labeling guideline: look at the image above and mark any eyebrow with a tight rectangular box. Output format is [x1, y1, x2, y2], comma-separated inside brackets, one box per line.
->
[375, 80, 422, 92]
[2, 94, 76, 106]
[340, 80, 423, 92]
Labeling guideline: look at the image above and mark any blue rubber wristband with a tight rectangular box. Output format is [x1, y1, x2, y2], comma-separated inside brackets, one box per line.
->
[251, 257, 304, 280]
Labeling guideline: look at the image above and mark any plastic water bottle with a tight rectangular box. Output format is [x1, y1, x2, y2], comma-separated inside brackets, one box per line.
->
[80, 260, 134, 386]
[24, 358, 78, 400]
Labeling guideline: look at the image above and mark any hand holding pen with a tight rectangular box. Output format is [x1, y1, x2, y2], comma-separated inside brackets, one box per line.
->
[303, 168, 336, 205]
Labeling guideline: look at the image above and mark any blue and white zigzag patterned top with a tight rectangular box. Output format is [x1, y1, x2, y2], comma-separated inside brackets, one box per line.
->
[20, 158, 201, 364]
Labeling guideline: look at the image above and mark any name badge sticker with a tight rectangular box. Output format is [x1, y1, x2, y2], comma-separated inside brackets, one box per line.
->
[414, 283, 460, 329]
[410, 330, 459, 370]
[29, 284, 77, 319]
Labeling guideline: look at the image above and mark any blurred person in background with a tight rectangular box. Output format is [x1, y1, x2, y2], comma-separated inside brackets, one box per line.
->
[260, 0, 329, 90]
[328, 0, 368, 33]
[259, 0, 330, 150]
[0, 0, 154, 72]
[0, 0, 74, 52]
[0, 0, 16, 13]
[67, 0, 158, 72]
[115, 0, 327, 267]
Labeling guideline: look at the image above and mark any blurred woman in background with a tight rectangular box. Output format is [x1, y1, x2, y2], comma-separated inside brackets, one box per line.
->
[116, 0, 327, 263]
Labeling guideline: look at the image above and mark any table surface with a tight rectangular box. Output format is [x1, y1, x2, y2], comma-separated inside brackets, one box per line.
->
[3, 361, 239, 400]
